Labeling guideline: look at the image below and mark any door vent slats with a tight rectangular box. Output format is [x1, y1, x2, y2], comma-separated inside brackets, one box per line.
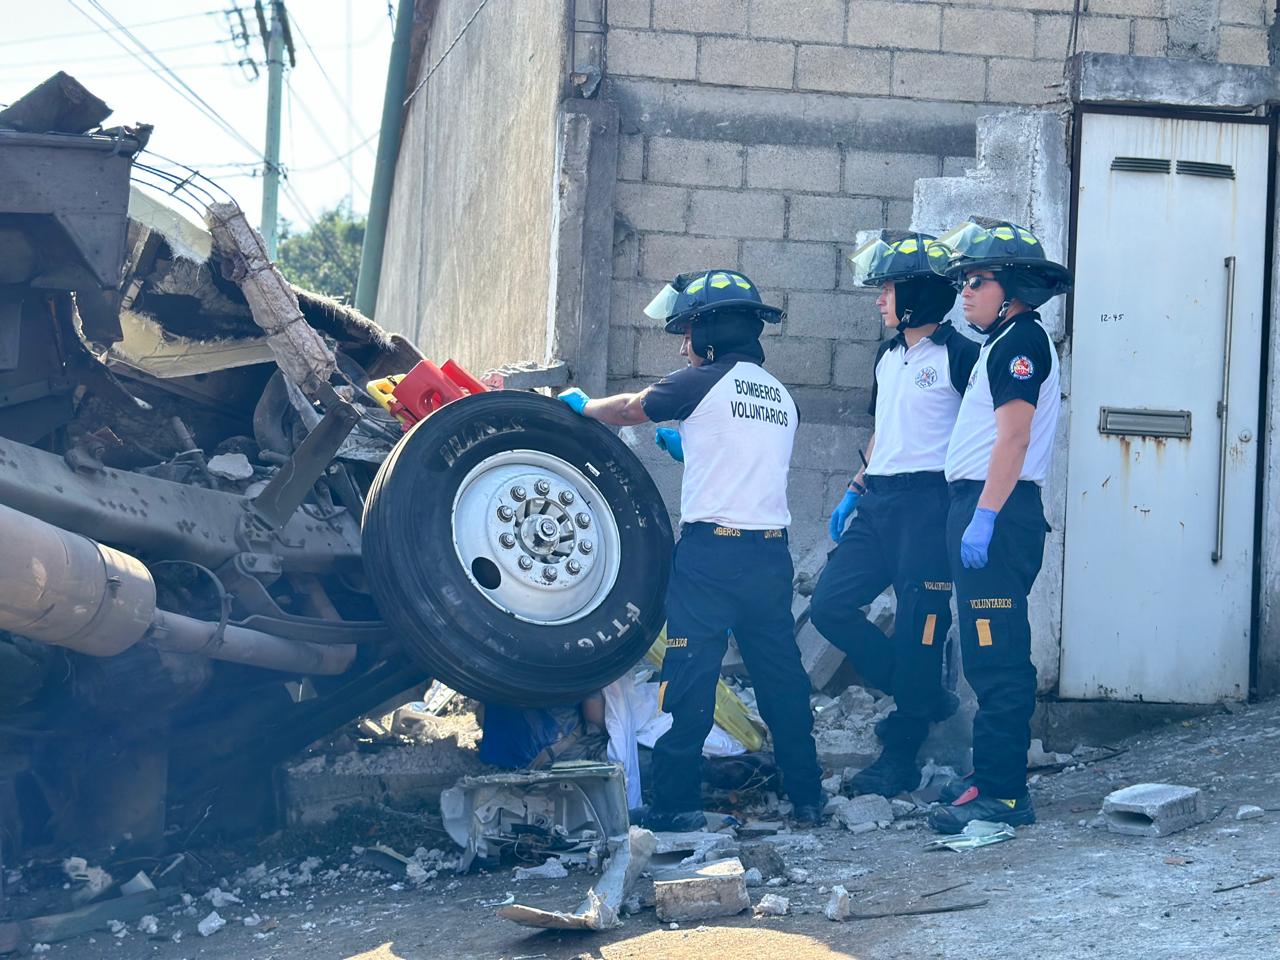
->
[1177, 160, 1235, 179]
[1111, 156, 1171, 173]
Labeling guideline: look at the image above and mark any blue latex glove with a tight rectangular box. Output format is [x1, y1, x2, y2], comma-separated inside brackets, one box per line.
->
[655, 427, 684, 462]
[960, 507, 998, 569]
[557, 388, 590, 415]
[828, 487, 861, 541]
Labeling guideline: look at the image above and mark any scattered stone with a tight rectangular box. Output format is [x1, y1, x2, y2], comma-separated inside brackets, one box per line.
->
[824, 795, 851, 816]
[197, 911, 226, 937]
[737, 844, 785, 882]
[766, 877, 785, 887]
[203, 887, 243, 908]
[890, 798, 917, 819]
[513, 858, 568, 881]
[207, 452, 254, 480]
[1236, 805, 1264, 821]
[136, 915, 159, 936]
[787, 867, 810, 884]
[743, 867, 763, 888]
[1101, 784, 1208, 838]
[753, 893, 790, 917]
[31, 945, 49, 954]
[824, 884, 851, 921]
[835, 794, 894, 831]
[1027, 739, 1073, 768]
[653, 857, 750, 923]
[108, 920, 127, 939]
[821, 774, 842, 795]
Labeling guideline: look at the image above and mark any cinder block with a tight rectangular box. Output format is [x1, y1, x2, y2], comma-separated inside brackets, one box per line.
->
[1219, 24, 1270, 64]
[1035, 14, 1131, 58]
[687, 188, 786, 238]
[942, 155, 975, 177]
[885, 198, 913, 228]
[607, 29, 697, 80]
[649, 136, 745, 187]
[1101, 784, 1208, 837]
[988, 57, 1067, 105]
[1087, 0, 1163, 15]
[942, 7, 1035, 55]
[982, 0, 1075, 11]
[788, 468, 827, 522]
[786, 290, 881, 340]
[653, 0, 749, 33]
[762, 336, 834, 385]
[892, 52, 985, 101]
[746, 144, 841, 193]
[1133, 18, 1168, 56]
[615, 182, 688, 233]
[653, 857, 750, 922]
[833, 340, 881, 388]
[698, 36, 795, 88]
[608, 0, 652, 28]
[789, 195, 883, 243]
[614, 231, 640, 278]
[617, 134, 644, 180]
[749, 0, 846, 41]
[844, 149, 940, 199]
[642, 233, 739, 281]
[847, 1, 941, 49]
[741, 239, 838, 290]
[795, 45, 893, 95]
[607, 325, 637, 378]
[635, 326, 686, 377]
[793, 421, 863, 472]
[1220, 0, 1266, 25]
[610, 279, 656, 328]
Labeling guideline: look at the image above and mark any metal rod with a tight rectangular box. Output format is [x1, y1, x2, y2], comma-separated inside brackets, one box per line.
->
[148, 609, 356, 676]
[1213, 255, 1237, 564]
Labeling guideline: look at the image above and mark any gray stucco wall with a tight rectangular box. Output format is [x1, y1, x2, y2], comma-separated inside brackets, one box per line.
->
[377, 0, 569, 371]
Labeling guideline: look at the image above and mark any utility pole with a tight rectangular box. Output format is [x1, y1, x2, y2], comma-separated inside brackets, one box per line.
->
[260, 1, 284, 258]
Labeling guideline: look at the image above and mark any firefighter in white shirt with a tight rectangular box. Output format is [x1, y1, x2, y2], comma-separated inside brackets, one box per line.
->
[925, 218, 1072, 834]
[557, 269, 823, 831]
[810, 232, 977, 798]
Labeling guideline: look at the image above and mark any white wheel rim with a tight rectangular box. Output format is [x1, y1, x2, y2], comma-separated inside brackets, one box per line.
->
[450, 449, 622, 625]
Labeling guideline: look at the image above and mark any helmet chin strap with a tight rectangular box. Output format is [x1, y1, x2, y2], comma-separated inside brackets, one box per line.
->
[897, 307, 914, 328]
[967, 300, 1013, 337]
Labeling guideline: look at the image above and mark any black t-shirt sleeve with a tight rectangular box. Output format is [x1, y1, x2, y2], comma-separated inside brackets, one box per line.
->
[640, 365, 717, 423]
[946, 331, 980, 395]
[986, 320, 1053, 409]
[866, 340, 895, 416]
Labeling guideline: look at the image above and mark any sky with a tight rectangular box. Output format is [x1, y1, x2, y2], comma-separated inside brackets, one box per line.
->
[3, 0, 396, 234]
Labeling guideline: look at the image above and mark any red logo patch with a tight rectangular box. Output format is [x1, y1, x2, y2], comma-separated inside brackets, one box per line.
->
[1009, 355, 1034, 380]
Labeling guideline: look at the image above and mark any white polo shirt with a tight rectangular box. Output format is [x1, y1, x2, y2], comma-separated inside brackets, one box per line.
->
[865, 322, 979, 477]
[945, 312, 1060, 485]
[641, 354, 796, 529]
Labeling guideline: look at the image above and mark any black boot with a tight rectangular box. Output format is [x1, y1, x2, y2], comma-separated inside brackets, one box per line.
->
[791, 803, 824, 828]
[634, 806, 707, 832]
[846, 747, 921, 798]
[927, 787, 1035, 834]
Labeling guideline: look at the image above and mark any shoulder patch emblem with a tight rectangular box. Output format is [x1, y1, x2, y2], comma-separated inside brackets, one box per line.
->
[914, 365, 938, 389]
[1009, 355, 1034, 380]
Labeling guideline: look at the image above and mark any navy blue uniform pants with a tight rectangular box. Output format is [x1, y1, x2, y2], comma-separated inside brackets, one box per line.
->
[652, 523, 822, 813]
[809, 473, 954, 751]
[947, 480, 1048, 798]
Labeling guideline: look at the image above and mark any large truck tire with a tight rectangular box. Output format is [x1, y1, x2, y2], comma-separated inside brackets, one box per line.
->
[362, 391, 673, 707]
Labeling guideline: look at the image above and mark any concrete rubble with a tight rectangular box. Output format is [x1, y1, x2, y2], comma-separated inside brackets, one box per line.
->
[512, 858, 568, 881]
[752, 893, 790, 917]
[1101, 783, 1208, 837]
[824, 884, 851, 921]
[653, 857, 751, 923]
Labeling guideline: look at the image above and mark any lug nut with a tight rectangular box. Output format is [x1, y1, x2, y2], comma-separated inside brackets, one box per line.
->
[579, 540, 593, 555]
[566, 559, 582, 575]
[499, 533, 516, 548]
[518, 556, 533, 570]
[575, 513, 591, 529]
[497, 505, 515, 522]
[510, 485, 527, 502]
[542, 565, 558, 581]
[535, 479, 551, 496]
[559, 490, 575, 505]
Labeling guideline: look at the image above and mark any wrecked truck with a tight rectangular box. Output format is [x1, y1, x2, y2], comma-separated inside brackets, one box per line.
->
[0, 75, 671, 861]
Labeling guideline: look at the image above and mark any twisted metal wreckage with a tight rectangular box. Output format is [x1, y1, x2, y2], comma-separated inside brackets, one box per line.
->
[0, 73, 673, 866]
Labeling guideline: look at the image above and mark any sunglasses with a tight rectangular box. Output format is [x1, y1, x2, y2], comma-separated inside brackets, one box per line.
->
[955, 274, 1000, 292]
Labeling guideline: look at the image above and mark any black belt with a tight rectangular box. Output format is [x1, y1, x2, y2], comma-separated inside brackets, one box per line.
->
[682, 522, 786, 540]
[948, 479, 1041, 496]
[864, 471, 946, 493]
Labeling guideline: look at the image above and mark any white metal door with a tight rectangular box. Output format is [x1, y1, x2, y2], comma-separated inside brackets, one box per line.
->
[1059, 112, 1269, 703]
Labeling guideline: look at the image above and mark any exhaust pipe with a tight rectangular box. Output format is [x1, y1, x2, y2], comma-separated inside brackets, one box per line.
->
[0, 502, 355, 675]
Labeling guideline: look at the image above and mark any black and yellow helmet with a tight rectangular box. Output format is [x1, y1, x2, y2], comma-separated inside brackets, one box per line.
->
[931, 217, 1072, 307]
[848, 230, 951, 286]
[644, 269, 784, 335]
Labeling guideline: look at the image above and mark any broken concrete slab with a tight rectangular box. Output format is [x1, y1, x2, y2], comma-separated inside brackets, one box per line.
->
[1101, 784, 1208, 838]
[653, 857, 750, 923]
[737, 843, 785, 882]
[1236, 805, 1264, 821]
[835, 793, 894, 830]
[513, 857, 568, 881]
[753, 893, 789, 917]
[824, 884, 851, 921]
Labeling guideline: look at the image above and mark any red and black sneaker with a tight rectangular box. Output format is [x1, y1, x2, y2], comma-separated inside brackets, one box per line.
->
[927, 785, 1035, 834]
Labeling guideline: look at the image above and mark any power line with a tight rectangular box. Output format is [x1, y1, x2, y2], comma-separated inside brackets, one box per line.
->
[0, 10, 219, 48]
[288, 10, 375, 159]
[404, 0, 497, 108]
[287, 131, 377, 173]
[2, 39, 224, 71]
[285, 76, 370, 201]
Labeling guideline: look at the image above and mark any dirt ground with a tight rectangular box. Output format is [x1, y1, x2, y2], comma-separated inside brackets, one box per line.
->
[15, 697, 1280, 960]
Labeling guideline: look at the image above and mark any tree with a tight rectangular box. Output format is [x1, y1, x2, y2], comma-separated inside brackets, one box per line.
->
[276, 202, 365, 304]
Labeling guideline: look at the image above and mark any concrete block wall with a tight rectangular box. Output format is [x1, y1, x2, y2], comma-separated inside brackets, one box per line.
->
[603, 0, 1273, 556]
